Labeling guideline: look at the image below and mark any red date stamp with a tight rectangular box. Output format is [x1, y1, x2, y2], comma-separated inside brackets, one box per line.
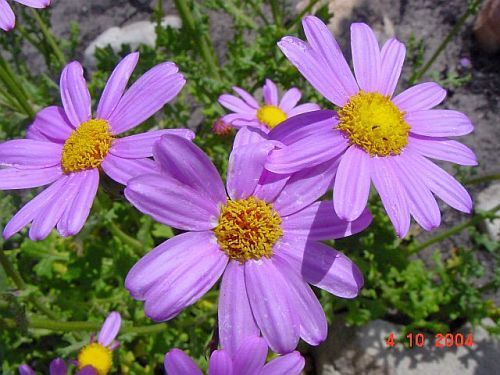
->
[385, 332, 474, 348]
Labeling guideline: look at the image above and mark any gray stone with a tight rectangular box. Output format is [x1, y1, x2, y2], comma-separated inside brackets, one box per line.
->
[83, 15, 181, 67]
[476, 183, 500, 241]
[313, 317, 499, 375]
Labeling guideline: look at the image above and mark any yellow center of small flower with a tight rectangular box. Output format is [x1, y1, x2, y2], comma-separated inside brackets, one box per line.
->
[337, 91, 410, 157]
[61, 119, 114, 174]
[214, 196, 283, 263]
[256, 105, 287, 129]
[78, 343, 112, 375]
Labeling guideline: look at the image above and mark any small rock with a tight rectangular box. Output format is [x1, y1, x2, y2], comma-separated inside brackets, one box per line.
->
[476, 182, 500, 241]
[83, 15, 182, 67]
[313, 316, 499, 375]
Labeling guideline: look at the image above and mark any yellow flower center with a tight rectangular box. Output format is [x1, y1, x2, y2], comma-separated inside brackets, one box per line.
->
[78, 343, 112, 375]
[337, 91, 410, 157]
[256, 105, 287, 129]
[214, 196, 283, 263]
[61, 119, 114, 174]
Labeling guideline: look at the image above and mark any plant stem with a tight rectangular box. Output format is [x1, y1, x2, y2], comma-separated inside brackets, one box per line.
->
[409, 1, 480, 83]
[269, 0, 283, 27]
[407, 204, 500, 255]
[0, 56, 35, 117]
[30, 9, 66, 67]
[108, 221, 145, 257]
[464, 173, 500, 185]
[0, 249, 58, 320]
[173, 0, 220, 79]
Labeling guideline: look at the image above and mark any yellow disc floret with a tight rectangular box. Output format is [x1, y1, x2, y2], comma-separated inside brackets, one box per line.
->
[214, 196, 283, 263]
[61, 119, 114, 174]
[257, 105, 287, 129]
[78, 343, 112, 375]
[337, 91, 410, 156]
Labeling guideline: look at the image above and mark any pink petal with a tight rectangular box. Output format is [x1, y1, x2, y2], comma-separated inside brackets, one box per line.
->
[13, 0, 50, 8]
[286, 103, 320, 117]
[233, 126, 268, 147]
[301, 16, 358, 104]
[48, 358, 67, 375]
[279, 87, 301, 112]
[0, 165, 62, 190]
[110, 129, 194, 159]
[379, 38, 406, 96]
[263, 79, 279, 106]
[96, 52, 139, 120]
[351, 23, 381, 92]
[125, 173, 219, 231]
[143, 235, 226, 321]
[282, 201, 372, 240]
[393, 82, 446, 112]
[370, 157, 410, 237]
[0, 0, 15, 31]
[152, 135, 226, 205]
[219, 94, 257, 114]
[164, 349, 202, 375]
[407, 150, 472, 213]
[253, 170, 290, 203]
[272, 159, 338, 216]
[232, 336, 268, 375]
[59, 61, 91, 127]
[245, 258, 300, 354]
[407, 135, 477, 166]
[28, 106, 73, 143]
[0, 139, 62, 169]
[407, 109, 474, 137]
[218, 261, 259, 356]
[208, 350, 233, 375]
[333, 146, 371, 221]
[274, 256, 327, 345]
[392, 154, 441, 231]
[29, 173, 79, 241]
[101, 154, 159, 185]
[276, 238, 363, 298]
[107, 62, 185, 134]
[232, 86, 259, 108]
[57, 169, 98, 237]
[3, 176, 66, 239]
[226, 140, 275, 200]
[261, 352, 305, 375]
[98, 311, 121, 347]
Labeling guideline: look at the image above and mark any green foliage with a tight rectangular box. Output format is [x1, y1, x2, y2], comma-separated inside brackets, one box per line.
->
[0, 1, 498, 374]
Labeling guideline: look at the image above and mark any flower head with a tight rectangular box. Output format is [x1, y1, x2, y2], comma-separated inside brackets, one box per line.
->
[0, 0, 50, 31]
[218, 79, 320, 133]
[270, 16, 477, 237]
[19, 358, 96, 375]
[124, 128, 371, 354]
[0, 52, 193, 241]
[164, 336, 304, 375]
[212, 118, 234, 136]
[77, 312, 121, 375]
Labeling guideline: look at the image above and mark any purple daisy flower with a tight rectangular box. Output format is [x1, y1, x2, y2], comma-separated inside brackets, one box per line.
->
[19, 359, 96, 375]
[164, 336, 304, 375]
[124, 128, 372, 354]
[269, 16, 477, 237]
[0, 52, 192, 241]
[0, 0, 50, 31]
[218, 79, 320, 133]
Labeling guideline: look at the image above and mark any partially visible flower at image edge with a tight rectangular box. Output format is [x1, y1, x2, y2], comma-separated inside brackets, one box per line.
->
[0, 51, 192, 241]
[19, 359, 96, 375]
[0, 0, 50, 31]
[124, 129, 372, 354]
[218, 79, 320, 133]
[164, 336, 304, 375]
[268, 16, 477, 237]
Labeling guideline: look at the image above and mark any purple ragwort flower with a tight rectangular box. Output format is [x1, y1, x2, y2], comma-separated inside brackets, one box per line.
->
[218, 79, 320, 133]
[0, 0, 50, 31]
[268, 16, 477, 237]
[164, 336, 304, 375]
[124, 128, 371, 354]
[0, 52, 193, 241]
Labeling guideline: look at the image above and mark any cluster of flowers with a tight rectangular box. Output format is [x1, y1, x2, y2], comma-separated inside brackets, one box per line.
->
[0, 4, 475, 374]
